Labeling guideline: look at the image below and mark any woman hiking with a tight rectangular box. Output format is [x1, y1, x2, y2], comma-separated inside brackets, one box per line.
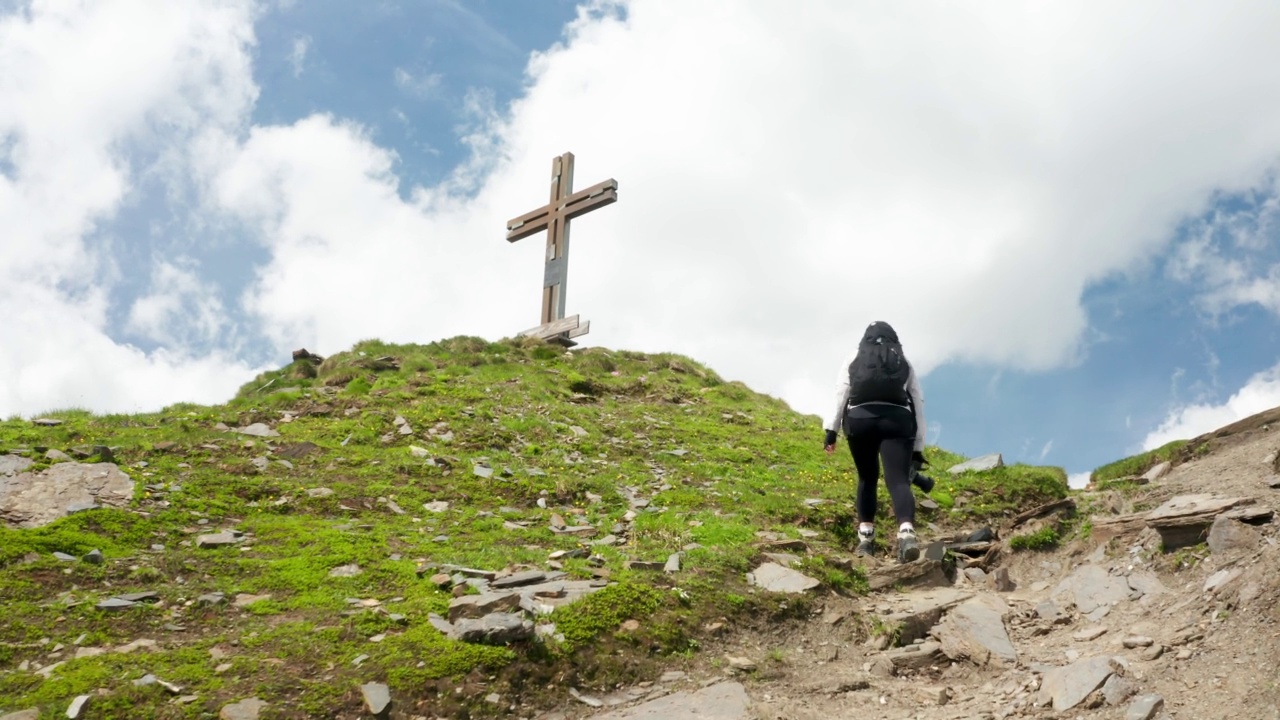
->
[823, 321, 928, 563]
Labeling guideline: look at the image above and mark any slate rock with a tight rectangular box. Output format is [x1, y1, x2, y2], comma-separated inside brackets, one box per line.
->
[33, 417, 64, 426]
[219, 698, 267, 720]
[197, 532, 240, 548]
[1102, 673, 1137, 705]
[1141, 462, 1171, 483]
[1037, 656, 1120, 711]
[53, 551, 78, 561]
[45, 449, 73, 462]
[96, 598, 138, 610]
[306, 487, 335, 498]
[329, 563, 362, 578]
[448, 592, 522, 622]
[67, 694, 91, 718]
[1053, 564, 1131, 613]
[1126, 694, 1165, 720]
[361, 682, 392, 716]
[1207, 515, 1261, 555]
[83, 548, 104, 564]
[451, 612, 532, 644]
[746, 563, 819, 593]
[934, 597, 1017, 667]
[234, 423, 279, 438]
[1, 462, 134, 529]
[492, 571, 547, 589]
[948, 453, 1003, 473]
[590, 681, 750, 720]
[0, 455, 34, 476]
[0, 711, 39, 720]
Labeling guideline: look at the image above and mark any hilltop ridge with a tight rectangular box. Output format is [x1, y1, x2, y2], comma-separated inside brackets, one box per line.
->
[3, 336, 1073, 718]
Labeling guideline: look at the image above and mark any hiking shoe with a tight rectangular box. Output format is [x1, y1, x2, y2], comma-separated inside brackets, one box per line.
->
[855, 530, 876, 557]
[912, 472, 935, 494]
[897, 531, 920, 563]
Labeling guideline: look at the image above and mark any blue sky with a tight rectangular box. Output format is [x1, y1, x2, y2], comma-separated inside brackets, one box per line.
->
[4, 1, 1280, 486]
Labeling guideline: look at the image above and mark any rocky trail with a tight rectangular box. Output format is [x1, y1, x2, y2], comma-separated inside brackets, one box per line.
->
[552, 424, 1280, 720]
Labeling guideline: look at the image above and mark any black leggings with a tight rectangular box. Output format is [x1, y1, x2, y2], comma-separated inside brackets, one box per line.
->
[844, 405, 916, 525]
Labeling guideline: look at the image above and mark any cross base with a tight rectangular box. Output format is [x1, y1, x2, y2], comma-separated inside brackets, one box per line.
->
[518, 314, 591, 348]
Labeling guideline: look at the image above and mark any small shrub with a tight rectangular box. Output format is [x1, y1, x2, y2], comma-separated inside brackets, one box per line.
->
[1009, 526, 1060, 552]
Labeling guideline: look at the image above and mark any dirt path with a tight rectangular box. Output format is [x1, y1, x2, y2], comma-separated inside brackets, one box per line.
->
[558, 423, 1280, 720]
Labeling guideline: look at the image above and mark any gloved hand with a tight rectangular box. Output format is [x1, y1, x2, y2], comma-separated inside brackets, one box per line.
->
[824, 430, 838, 448]
[912, 451, 928, 470]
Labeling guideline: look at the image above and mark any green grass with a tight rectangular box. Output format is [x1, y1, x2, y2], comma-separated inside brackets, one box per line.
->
[0, 335, 1070, 717]
[1090, 440, 1188, 484]
[1009, 525, 1061, 552]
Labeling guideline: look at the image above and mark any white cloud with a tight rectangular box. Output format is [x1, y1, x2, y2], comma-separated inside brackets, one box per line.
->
[1142, 363, 1280, 450]
[8, 0, 1280, 427]
[288, 34, 310, 77]
[393, 67, 442, 98]
[1038, 440, 1054, 461]
[0, 0, 260, 416]
[126, 260, 228, 347]
[1068, 472, 1091, 490]
[220, 0, 1280, 421]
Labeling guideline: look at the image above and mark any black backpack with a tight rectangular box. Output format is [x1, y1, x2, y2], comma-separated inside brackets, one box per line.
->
[846, 322, 911, 406]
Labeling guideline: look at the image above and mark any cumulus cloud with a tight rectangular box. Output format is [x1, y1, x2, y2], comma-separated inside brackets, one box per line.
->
[1142, 363, 1280, 450]
[8, 0, 1280, 425]
[1168, 173, 1280, 317]
[221, 0, 1280, 419]
[0, 0, 261, 416]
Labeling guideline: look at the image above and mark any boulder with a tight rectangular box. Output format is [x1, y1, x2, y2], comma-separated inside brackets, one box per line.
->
[1037, 656, 1121, 711]
[948, 454, 1003, 474]
[0, 462, 134, 528]
[933, 597, 1017, 667]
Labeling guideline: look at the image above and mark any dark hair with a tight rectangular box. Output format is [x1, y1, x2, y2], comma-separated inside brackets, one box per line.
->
[861, 321, 899, 344]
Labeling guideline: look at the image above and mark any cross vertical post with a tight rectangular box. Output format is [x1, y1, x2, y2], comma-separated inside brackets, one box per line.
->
[506, 152, 618, 346]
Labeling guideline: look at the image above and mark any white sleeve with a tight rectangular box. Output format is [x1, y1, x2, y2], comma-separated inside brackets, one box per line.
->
[906, 365, 926, 452]
[824, 354, 854, 433]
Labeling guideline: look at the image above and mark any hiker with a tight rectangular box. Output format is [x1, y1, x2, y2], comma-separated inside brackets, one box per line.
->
[823, 321, 929, 562]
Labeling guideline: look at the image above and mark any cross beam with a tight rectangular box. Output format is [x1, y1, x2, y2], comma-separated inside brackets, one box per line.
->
[506, 152, 617, 346]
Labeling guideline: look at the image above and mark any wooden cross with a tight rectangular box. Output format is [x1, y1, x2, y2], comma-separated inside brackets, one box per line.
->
[506, 152, 618, 347]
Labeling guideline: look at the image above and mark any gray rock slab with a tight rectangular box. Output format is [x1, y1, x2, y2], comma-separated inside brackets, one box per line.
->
[1053, 564, 1132, 613]
[328, 563, 362, 578]
[234, 423, 279, 438]
[934, 597, 1017, 667]
[492, 570, 548, 589]
[747, 563, 819, 593]
[1141, 462, 1171, 483]
[0, 455, 34, 476]
[219, 697, 267, 720]
[96, 598, 138, 610]
[1207, 516, 1262, 555]
[0, 462, 134, 529]
[196, 532, 240, 548]
[448, 591, 522, 622]
[360, 682, 392, 715]
[1126, 694, 1165, 720]
[0, 710, 40, 720]
[450, 612, 532, 644]
[1037, 656, 1120, 711]
[66, 694, 91, 718]
[948, 453, 1004, 474]
[591, 681, 750, 720]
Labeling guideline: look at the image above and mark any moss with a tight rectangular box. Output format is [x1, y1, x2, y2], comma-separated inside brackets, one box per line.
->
[1009, 525, 1060, 551]
[551, 582, 664, 652]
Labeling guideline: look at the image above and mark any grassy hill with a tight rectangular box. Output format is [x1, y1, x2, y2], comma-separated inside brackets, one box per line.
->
[0, 337, 1069, 718]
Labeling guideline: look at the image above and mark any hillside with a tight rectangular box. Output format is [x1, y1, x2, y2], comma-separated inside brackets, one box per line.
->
[2, 336, 1072, 719]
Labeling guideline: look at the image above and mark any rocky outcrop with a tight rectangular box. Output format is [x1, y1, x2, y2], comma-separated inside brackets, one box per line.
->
[0, 462, 133, 528]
